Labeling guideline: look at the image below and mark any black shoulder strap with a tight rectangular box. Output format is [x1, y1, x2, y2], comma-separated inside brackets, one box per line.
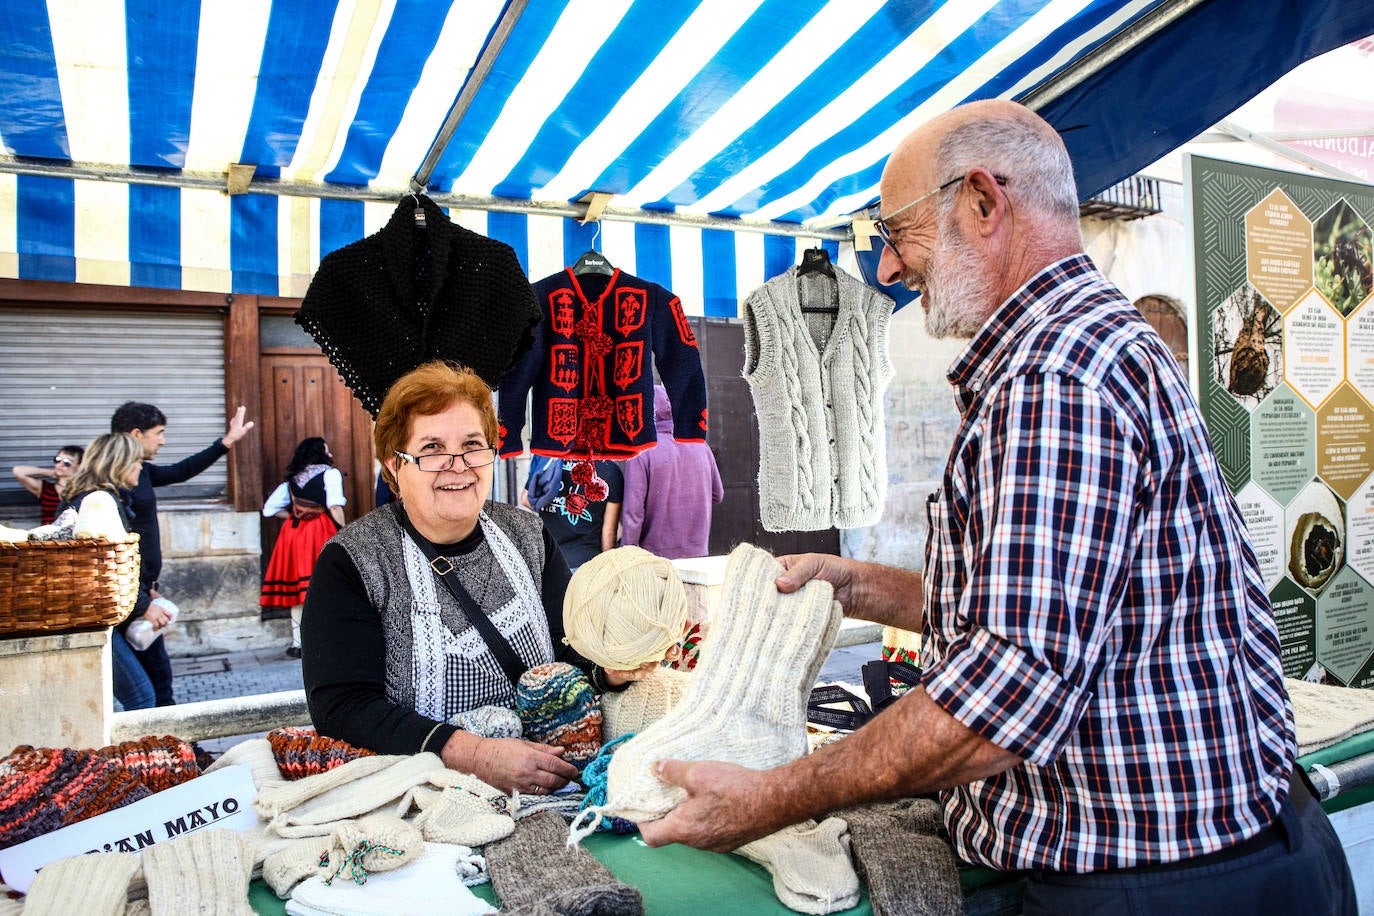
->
[393, 503, 527, 687]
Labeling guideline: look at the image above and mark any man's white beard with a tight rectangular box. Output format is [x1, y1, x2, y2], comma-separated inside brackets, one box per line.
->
[916, 216, 995, 340]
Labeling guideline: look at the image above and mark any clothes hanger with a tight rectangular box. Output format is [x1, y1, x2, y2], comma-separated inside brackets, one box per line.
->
[798, 247, 838, 313]
[572, 222, 614, 276]
[408, 191, 427, 230]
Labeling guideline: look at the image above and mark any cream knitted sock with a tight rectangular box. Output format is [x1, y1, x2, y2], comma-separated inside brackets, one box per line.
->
[142, 828, 256, 915]
[322, 815, 422, 885]
[20, 851, 140, 916]
[411, 772, 516, 846]
[263, 836, 332, 898]
[586, 543, 841, 827]
[735, 817, 860, 915]
[601, 667, 692, 741]
[840, 799, 962, 916]
[486, 811, 643, 916]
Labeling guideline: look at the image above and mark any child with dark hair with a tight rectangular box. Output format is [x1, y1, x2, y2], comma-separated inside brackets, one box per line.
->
[261, 437, 347, 658]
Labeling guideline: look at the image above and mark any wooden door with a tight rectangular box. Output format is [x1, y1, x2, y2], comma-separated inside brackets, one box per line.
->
[695, 318, 840, 558]
[258, 352, 374, 575]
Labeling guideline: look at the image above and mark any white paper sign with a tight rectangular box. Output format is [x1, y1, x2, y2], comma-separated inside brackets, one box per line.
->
[0, 764, 257, 894]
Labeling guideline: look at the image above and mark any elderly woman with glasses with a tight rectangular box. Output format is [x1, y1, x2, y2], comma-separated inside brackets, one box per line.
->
[302, 360, 604, 795]
[10, 444, 84, 524]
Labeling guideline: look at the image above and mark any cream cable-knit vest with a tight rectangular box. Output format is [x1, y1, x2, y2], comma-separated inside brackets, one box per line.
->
[742, 265, 894, 531]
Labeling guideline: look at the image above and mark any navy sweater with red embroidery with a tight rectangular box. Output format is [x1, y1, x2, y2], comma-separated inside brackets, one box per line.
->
[498, 268, 708, 459]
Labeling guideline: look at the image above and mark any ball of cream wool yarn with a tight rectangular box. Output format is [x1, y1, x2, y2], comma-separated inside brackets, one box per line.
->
[563, 546, 687, 670]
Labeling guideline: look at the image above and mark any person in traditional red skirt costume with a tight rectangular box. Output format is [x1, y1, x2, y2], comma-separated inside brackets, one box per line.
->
[261, 437, 347, 658]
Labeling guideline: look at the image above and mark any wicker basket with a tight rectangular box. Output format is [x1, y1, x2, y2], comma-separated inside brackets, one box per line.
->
[0, 536, 141, 637]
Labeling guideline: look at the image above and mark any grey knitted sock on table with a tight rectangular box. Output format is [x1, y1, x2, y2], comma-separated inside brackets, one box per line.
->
[486, 811, 643, 916]
[840, 799, 962, 916]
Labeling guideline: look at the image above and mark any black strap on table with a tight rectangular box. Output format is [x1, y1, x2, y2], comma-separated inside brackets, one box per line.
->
[807, 684, 873, 731]
[393, 503, 527, 687]
[862, 660, 922, 711]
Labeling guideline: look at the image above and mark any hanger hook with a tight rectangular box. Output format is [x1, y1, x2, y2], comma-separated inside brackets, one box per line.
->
[591, 221, 602, 251]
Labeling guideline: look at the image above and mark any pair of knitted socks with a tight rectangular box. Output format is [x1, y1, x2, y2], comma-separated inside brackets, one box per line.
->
[581, 542, 842, 828]
[487, 811, 642, 916]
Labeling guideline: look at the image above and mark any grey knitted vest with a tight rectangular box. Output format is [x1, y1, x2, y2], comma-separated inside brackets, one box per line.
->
[742, 265, 894, 531]
[332, 501, 554, 716]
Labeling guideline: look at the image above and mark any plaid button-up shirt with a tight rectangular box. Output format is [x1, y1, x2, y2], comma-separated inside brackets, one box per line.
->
[921, 255, 1294, 873]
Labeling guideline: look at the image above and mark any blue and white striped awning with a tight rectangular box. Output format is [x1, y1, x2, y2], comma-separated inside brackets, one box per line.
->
[1, 0, 1371, 307]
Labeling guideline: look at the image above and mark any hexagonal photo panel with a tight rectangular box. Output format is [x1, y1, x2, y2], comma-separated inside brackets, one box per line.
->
[1249, 385, 1315, 506]
[1285, 479, 1347, 595]
[1211, 284, 1282, 408]
[1315, 567, 1374, 686]
[1313, 199, 1373, 317]
[1284, 291, 1345, 409]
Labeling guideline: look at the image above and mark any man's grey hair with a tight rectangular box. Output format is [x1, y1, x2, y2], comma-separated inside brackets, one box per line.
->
[934, 115, 1079, 221]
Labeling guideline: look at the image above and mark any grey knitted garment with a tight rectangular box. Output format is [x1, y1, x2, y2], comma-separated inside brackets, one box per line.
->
[742, 265, 894, 532]
[331, 501, 554, 717]
[486, 811, 644, 916]
[839, 799, 963, 916]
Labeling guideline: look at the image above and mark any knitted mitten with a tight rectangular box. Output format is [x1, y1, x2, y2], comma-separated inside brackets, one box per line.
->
[0, 746, 151, 848]
[840, 799, 962, 916]
[450, 704, 523, 739]
[591, 543, 841, 826]
[735, 818, 860, 915]
[516, 663, 603, 769]
[600, 667, 692, 741]
[254, 752, 451, 838]
[261, 835, 331, 898]
[321, 814, 422, 885]
[411, 772, 516, 846]
[265, 726, 375, 780]
[486, 811, 643, 916]
[20, 851, 140, 916]
[141, 828, 255, 915]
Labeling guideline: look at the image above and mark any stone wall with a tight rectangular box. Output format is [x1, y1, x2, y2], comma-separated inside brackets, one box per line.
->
[155, 505, 286, 657]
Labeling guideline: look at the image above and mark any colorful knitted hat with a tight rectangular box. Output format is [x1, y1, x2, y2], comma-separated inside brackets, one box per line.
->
[516, 663, 603, 770]
[0, 746, 151, 850]
[563, 546, 688, 670]
[267, 726, 376, 781]
[95, 735, 200, 794]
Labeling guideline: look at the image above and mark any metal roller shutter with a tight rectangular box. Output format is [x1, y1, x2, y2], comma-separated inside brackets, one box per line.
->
[0, 307, 227, 518]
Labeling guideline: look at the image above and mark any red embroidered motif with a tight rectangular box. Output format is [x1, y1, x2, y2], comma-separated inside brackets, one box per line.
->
[548, 399, 578, 446]
[550, 290, 575, 337]
[564, 491, 589, 516]
[549, 344, 580, 392]
[699, 408, 708, 432]
[614, 288, 648, 335]
[572, 396, 614, 453]
[615, 395, 644, 440]
[669, 298, 698, 347]
[612, 342, 644, 390]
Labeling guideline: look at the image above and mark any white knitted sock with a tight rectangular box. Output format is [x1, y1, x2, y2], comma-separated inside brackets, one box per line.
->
[586, 543, 841, 828]
[255, 753, 457, 838]
[20, 851, 140, 916]
[601, 667, 693, 741]
[735, 817, 859, 915]
[263, 836, 332, 898]
[142, 828, 255, 915]
[412, 773, 516, 846]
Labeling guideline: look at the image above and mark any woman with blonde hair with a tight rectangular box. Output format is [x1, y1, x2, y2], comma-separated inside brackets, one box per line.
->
[58, 432, 157, 711]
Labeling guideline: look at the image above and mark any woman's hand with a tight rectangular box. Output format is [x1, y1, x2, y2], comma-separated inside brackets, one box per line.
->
[602, 660, 662, 686]
[442, 733, 581, 796]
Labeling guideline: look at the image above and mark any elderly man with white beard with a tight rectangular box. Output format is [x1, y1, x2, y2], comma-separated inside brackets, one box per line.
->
[637, 100, 1355, 916]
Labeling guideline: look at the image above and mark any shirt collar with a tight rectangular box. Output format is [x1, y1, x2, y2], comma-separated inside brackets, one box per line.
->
[946, 253, 1099, 412]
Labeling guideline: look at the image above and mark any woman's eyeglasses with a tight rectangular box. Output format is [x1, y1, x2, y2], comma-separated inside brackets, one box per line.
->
[52, 457, 75, 467]
[394, 447, 498, 472]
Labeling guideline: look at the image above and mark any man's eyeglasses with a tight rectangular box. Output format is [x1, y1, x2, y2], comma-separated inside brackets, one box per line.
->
[394, 447, 498, 472]
[873, 172, 1008, 253]
[52, 456, 75, 467]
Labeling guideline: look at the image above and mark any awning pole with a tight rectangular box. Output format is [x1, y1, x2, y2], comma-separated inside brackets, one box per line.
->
[1018, 0, 1209, 111]
[0, 156, 848, 241]
[409, 0, 530, 194]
